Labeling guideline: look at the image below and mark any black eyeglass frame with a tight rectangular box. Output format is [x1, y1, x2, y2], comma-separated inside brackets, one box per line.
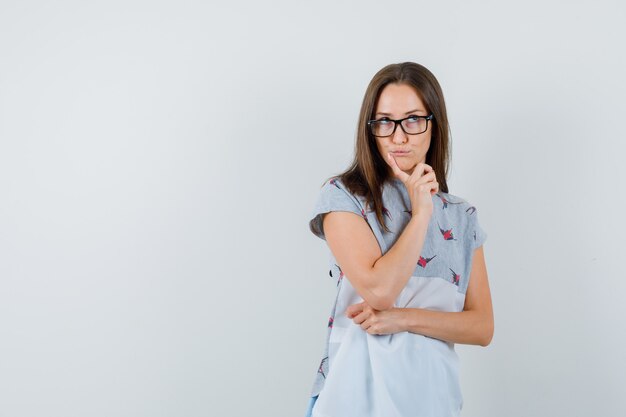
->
[367, 113, 434, 137]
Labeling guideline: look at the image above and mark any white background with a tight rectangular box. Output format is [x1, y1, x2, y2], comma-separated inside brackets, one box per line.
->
[1, 1, 625, 416]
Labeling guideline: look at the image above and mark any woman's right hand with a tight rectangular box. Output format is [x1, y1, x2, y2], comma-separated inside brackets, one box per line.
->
[385, 152, 439, 218]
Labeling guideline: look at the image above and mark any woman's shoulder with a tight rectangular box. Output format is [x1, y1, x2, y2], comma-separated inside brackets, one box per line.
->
[321, 175, 362, 198]
[313, 175, 364, 207]
[434, 191, 488, 248]
[433, 190, 479, 217]
[317, 176, 350, 197]
[435, 190, 470, 205]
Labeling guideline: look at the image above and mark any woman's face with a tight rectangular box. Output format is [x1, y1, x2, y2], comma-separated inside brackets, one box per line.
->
[373, 82, 432, 177]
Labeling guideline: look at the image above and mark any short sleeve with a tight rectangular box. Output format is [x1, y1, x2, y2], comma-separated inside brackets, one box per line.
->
[468, 205, 488, 250]
[308, 178, 365, 241]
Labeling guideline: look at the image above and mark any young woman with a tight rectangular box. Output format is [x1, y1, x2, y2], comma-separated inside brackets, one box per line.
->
[303, 62, 494, 417]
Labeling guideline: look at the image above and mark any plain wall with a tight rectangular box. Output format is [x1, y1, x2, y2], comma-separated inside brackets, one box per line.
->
[1, 1, 625, 416]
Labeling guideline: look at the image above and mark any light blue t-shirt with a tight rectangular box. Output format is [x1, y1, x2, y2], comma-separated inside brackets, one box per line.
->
[306, 176, 487, 417]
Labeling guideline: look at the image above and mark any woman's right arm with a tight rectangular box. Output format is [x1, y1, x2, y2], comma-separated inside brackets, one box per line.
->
[323, 209, 431, 311]
[324, 158, 437, 311]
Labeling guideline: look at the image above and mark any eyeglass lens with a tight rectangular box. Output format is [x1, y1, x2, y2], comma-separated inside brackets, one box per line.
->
[371, 117, 428, 136]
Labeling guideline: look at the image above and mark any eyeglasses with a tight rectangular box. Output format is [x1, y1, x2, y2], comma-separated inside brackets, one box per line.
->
[367, 114, 434, 137]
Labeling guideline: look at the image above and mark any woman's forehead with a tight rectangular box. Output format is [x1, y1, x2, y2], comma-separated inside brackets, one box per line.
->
[375, 83, 426, 114]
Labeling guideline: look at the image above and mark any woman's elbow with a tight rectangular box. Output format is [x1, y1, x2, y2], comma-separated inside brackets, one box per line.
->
[480, 322, 494, 347]
[353, 271, 395, 310]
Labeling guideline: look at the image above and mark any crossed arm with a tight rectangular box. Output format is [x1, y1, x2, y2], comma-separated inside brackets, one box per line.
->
[346, 245, 494, 346]
[324, 210, 494, 347]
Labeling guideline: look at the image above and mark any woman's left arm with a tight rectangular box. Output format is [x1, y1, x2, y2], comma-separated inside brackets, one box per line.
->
[347, 246, 494, 346]
[403, 245, 494, 346]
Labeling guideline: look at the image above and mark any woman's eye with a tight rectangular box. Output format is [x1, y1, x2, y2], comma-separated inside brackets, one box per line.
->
[407, 116, 419, 122]
[379, 118, 392, 124]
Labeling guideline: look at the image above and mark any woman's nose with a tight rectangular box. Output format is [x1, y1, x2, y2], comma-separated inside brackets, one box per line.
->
[392, 125, 408, 143]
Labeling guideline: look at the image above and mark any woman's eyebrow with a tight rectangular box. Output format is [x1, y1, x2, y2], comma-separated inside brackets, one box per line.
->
[376, 109, 424, 116]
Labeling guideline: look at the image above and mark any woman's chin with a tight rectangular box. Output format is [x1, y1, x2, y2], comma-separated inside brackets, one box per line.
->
[403, 161, 417, 174]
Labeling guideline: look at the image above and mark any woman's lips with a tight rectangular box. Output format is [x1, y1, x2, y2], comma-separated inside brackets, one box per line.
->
[391, 151, 410, 156]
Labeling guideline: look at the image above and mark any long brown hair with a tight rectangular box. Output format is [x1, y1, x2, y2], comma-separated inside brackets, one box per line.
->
[323, 62, 451, 233]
